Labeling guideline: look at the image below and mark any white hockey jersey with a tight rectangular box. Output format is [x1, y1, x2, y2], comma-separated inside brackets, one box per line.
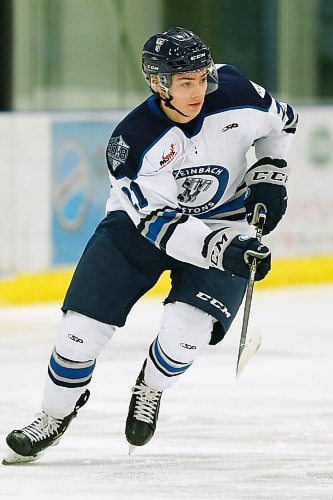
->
[105, 64, 297, 269]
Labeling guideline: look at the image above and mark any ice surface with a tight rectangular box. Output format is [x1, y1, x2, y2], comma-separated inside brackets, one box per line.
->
[1, 285, 333, 500]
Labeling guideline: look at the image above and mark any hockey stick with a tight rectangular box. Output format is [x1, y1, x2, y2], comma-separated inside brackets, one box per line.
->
[236, 208, 266, 377]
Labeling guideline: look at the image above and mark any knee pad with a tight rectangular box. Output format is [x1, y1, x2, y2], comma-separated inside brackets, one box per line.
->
[55, 310, 116, 361]
[158, 302, 215, 363]
[144, 302, 216, 390]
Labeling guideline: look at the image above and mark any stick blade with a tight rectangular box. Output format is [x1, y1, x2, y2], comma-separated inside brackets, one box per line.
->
[236, 331, 261, 378]
[128, 444, 136, 455]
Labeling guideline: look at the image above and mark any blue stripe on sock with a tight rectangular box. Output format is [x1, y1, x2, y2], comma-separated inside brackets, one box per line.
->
[48, 368, 92, 388]
[153, 339, 191, 374]
[49, 355, 95, 380]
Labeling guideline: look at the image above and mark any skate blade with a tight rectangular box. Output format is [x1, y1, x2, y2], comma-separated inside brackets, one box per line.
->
[128, 444, 136, 455]
[2, 450, 42, 465]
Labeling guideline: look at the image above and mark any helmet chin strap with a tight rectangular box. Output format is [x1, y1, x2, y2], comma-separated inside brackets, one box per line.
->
[159, 94, 189, 118]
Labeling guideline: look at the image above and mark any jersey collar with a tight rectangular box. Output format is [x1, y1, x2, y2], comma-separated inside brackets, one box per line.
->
[147, 94, 206, 137]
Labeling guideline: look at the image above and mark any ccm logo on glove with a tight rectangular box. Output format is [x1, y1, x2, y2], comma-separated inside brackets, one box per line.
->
[202, 229, 271, 281]
[244, 157, 289, 235]
[252, 171, 288, 183]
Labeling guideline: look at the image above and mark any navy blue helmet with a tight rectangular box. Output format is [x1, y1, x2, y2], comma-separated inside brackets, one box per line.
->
[142, 27, 218, 95]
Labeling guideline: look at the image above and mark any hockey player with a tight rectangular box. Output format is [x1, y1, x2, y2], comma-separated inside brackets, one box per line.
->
[3, 27, 297, 464]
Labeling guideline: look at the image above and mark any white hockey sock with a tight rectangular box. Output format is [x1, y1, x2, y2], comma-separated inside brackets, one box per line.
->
[143, 302, 215, 391]
[42, 311, 115, 418]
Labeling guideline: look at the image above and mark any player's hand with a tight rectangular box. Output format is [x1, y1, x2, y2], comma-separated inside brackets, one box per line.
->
[244, 157, 289, 235]
[223, 235, 271, 281]
[202, 229, 271, 281]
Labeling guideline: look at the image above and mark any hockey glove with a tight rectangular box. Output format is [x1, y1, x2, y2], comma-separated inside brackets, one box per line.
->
[244, 157, 289, 235]
[202, 228, 271, 281]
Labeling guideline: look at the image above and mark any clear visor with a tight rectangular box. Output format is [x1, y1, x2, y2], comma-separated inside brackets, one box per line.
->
[205, 62, 219, 94]
[206, 61, 219, 94]
[152, 62, 219, 95]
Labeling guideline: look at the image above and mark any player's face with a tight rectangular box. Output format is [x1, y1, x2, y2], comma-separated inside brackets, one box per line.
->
[168, 68, 208, 120]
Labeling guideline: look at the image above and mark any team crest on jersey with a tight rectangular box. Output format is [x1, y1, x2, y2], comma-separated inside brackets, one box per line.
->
[178, 177, 212, 203]
[159, 143, 177, 168]
[174, 165, 229, 215]
[107, 135, 130, 171]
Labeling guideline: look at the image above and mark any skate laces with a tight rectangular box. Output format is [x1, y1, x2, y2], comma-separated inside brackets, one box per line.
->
[21, 413, 62, 443]
[132, 383, 162, 425]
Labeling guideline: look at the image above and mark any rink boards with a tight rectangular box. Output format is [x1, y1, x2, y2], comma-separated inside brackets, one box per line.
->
[0, 106, 333, 304]
[0, 255, 333, 305]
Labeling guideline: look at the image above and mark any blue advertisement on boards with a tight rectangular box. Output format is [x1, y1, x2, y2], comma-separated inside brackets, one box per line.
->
[51, 120, 120, 265]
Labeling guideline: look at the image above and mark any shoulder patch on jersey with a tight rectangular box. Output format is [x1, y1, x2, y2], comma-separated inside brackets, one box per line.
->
[106, 98, 173, 180]
[107, 135, 130, 173]
[249, 80, 266, 99]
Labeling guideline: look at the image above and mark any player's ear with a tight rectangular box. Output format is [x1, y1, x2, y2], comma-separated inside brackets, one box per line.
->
[150, 75, 161, 93]
[150, 76, 169, 99]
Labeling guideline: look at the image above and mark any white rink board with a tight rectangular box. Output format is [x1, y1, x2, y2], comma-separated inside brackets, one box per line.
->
[264, 106, 333, 257]
[0, 285, 332, 499]
[0, 113, 51, 274]
[1, 106, 333, 275]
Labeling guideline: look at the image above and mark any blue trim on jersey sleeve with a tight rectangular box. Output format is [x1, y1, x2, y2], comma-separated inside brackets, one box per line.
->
[197, 192, 246, 219]
[285, 104, 296, 126]
[145, 210, 179, 245]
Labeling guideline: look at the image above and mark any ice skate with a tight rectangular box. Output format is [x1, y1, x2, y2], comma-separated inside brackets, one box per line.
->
[125, 362, 162, 451]
[3, 389, 90, 465]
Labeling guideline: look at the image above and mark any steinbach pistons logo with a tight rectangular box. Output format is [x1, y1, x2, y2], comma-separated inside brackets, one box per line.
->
[173, 165, 229, 215]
